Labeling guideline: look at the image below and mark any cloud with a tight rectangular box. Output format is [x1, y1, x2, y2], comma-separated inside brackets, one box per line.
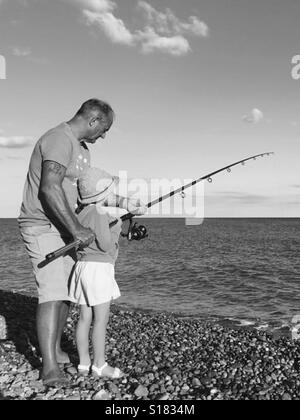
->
[138, 1, 209, 38]
[70, 0, 115, 13]
[138, 28, 191, 56]
[243, 108, 264, 124]
[9, 46, 48, 64]
[11, 47, 32, 57]
[5, 155, 25, 160]
[0, 136, 33, 148]
[84, 10, 135, 45]
[66, 0, 209, 56]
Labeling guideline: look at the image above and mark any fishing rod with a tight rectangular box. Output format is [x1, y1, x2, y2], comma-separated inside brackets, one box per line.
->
[40, 152, 274, 267]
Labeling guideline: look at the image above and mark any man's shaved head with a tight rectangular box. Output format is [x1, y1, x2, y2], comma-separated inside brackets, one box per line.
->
[69, 98, 115, 144]
[76, 98, 115, 121]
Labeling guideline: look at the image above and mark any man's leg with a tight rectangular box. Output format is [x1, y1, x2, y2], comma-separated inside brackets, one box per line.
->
[55, 301, 71, 364]
[20, 225, 73, 384]
[37, 301, 67, 382]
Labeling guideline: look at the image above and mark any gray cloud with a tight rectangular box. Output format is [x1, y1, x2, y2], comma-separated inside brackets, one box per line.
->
[0, 136, 33, 148]
[243, 108, 264, 124]
[9, 45, 48, 64]
[5, 155, 25, 160]
[11, 46, 32, 57]
[138, 1, 209, 38]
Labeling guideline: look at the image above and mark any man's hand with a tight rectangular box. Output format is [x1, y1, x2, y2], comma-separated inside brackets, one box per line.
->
[127, 198, 147, 216]
[72, 226, 95, 248]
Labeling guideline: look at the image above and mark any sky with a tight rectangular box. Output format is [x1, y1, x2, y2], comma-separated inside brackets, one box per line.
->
[0, 0, 299, 218]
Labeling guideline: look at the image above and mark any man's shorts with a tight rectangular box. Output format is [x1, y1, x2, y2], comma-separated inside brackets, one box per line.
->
[20, 224, 76, 304]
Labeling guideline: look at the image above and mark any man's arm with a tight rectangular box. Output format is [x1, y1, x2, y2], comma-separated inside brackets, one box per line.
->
[39, 161, 95, 245]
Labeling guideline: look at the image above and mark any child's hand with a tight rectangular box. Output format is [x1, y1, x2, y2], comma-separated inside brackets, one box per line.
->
[127, 198, 147, 216]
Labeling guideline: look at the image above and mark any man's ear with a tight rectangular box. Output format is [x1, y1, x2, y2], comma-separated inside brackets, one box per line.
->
[89, 116, 100, 127]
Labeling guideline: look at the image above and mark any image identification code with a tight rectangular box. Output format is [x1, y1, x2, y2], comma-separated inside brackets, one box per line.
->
[148, 405, 195, 416]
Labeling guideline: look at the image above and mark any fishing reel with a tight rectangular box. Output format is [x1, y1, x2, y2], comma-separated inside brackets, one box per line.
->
[122, 218, 148, 242]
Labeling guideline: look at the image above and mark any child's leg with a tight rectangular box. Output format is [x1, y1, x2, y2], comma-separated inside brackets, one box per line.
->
[92, 301, 111, 368]
[76, 305, 93, 366]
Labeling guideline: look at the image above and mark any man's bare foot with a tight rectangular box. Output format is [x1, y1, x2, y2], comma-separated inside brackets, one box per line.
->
[41, 370, 70, 388]
[56, 350, 70, 365]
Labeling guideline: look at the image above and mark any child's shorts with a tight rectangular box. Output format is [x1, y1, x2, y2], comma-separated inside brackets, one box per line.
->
[68, 261, 121, 307]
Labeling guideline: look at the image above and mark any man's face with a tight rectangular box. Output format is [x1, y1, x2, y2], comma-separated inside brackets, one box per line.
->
[85, 113, 113, 144]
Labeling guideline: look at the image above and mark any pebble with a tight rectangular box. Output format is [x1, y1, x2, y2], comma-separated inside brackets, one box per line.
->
[134, 385, 149, 398]
[29, 380, 45, 392]
[65, 367, 78, 376]
[149, 384, 158, 393]
[0, 375, 11, 385]
[159, 394, 170, 400]
[192, 378, 201, 388]
[65, 395, 81, 401]
[0, 316, 8, 340]
[93, 390, 112, 401]
[27, 371, 40, 381]
[109, 383, 120, 395]
[210, 389, 219, 396]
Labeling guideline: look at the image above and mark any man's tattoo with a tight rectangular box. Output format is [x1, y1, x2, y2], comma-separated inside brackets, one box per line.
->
[43, 160, 66, 176]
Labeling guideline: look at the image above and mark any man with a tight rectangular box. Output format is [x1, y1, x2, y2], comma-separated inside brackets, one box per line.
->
[19, 99, 146, 387]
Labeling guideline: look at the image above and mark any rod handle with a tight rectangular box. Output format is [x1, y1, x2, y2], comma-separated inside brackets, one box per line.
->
[45, 239, 82, 261]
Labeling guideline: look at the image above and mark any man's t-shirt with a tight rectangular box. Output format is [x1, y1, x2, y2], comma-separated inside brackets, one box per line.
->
[18, 122, 90, 228]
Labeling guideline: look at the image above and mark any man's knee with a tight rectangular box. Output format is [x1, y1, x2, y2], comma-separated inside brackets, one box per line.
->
[37, 300, 65, 318]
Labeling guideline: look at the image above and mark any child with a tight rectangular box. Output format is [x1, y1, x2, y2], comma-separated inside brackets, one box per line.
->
[68, 167, 125, 379]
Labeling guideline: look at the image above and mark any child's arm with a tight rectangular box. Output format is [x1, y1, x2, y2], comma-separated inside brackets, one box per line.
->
[104, 195, 147, 215]
[94, 208, 122, 252]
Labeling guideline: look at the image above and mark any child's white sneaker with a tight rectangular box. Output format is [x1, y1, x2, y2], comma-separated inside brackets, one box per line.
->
[78, 364, 91, 376]
[92, 362, 124, 379]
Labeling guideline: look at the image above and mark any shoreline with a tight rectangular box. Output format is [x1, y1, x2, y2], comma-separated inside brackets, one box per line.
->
[0, 289, 300, 400]
[0, 287, 294, 339]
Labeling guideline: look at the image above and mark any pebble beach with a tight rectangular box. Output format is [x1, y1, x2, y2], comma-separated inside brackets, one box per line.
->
[0, 289, 300, 401]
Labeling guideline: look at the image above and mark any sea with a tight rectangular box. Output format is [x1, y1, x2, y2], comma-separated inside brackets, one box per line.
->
[0, 218, 299, 333]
